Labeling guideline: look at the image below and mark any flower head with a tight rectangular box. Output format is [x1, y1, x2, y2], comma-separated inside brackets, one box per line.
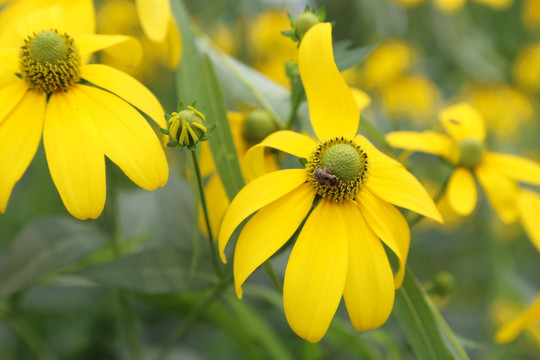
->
[218, 23, 442, 342]
[386, 102, 540, 223]
[0, 1, 168, 219]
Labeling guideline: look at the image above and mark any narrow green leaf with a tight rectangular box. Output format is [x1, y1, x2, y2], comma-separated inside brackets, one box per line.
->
[393, 267, 469, 360]
[76, 245, 214, 294]
[0, 217, 107, 299]
[334, 41, 376, 72]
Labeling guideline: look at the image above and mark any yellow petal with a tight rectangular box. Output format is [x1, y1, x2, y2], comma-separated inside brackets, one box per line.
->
[244, 130, 317, 180]
[76, 34, 142, 66]
[482, 152, 540, 186]
[518, 189, 540, 253]
[0, 80, 28, 125]
[44, 90, 106, 220]
[350, 87, 371, 113]
[433, 0, 467, 13]
[299, 23, 359, 140]
[341, 200, 395, 331]
[218, 169, 307, 263]
[385, 131, 458, 164]
[199, 174, 229, 238]
[475, 164, 519, 224]
[283, 199, 349, 343]
[0, 89, 46, 212]
[0, 48, 19, 74]
[495, 295, 540, 343]
[166, 17, 182, 68]
[199, 141, 216, 178]
[356, 188, 410, 288]
[439, 102, 486, 142]
[234, 183, 315, 298]
[136, 0, 171, 42]
[446, 167, 477, 216]
[80, 64, 165, 128]
[355, 134, 443, 223]
[75, 84, 168, 190]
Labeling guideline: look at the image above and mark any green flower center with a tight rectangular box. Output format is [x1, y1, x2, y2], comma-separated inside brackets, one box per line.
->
[19, 29, 81, 94]
[457, 138, 485, 168]
[242, 109, 279, 146]
[306, 137, 369, 202]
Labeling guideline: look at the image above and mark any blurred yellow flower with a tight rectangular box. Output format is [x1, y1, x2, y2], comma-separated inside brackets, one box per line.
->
[381, 74, 441, 123]
[219, 23, 442, 342]
[362, 40, 415, 90]
[0, 1, 168, 219]
[518, 189, 540, 253]
[248, 9, 298, 86]
[522, 0, 540, 29]
[97, 0, 181, 79]
[495, 295, 540, 345]
[392, 0, 513, 13]
[209, 22, 239, 56]
[513, 43, 540, 92]
[462, 83, 534, 138]
[387, 102, 540, 223]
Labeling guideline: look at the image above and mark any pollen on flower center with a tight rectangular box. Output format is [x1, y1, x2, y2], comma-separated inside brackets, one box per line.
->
[306, 137, 369, 202]
[457, 138, 485, 168]
[19, 29, 81, 94]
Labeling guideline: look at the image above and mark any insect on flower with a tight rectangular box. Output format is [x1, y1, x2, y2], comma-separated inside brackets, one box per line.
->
[313, 167, 340, 187]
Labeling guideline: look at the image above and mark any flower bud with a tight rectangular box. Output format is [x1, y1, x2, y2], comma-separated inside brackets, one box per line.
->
[242, 109, 280, 145]
[168, 105, 207, 147]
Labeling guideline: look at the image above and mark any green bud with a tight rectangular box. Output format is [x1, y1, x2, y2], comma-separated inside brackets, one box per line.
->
[431, 271, 456, 297]
[294, 12, 320, 40]
[167, 105, 207, 147]
[242, 109, 279, 145]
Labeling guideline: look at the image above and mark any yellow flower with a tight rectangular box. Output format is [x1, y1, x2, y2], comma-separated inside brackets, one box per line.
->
[218, 23, 442, 342]
[495, 294, 540, 345]
[462, 83, 534, 138]
[381, 74, 441, 123]
[392, 0, 513, 13]
[386, 102, 540, 223]
[0, 1, 168, 219]
[518, 189, 540, 254]
[514, 43, 540, 92]
[522, 0, 540, 30]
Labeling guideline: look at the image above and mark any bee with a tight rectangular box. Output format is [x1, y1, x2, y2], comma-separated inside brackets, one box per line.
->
[313, 167, 340, 187]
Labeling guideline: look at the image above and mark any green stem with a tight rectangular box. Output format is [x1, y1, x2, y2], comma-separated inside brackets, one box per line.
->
[190, 149, 222, 277]
[0, 303, 58, 360]
[155, 276, 232, 360]
[286, 84, 304, 130]
[107, 166, 145, 360]
[262, 261, 283, 293]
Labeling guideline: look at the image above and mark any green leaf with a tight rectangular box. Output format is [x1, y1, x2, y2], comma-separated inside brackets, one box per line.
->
[393, 267, 469, 360]
[334, 41, 376, 72]
[0, 216, 107, 299]
[76, 245, 214, 294]
[172, 0, 245, 200]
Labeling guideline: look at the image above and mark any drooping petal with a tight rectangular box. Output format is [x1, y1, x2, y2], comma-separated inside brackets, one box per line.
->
[299, 23, 359, 140]
[74, 84, 168, 190]
[44, 90, 106, 220]
[234, 183, 315, 298]
[475, 163, 519, 224]
[199, 174, 229, 238]
[80, 64, 166, 128]
[340, 200, 395, 331]
[218, 169, 307, 263]
[385, 131, 458, 164]
[244, 130, 317, 179]
[350, 87, 371, 113]
[495, 295, 540, 344]
[355, 134, 443, 223]
[482, 152, 540, 186]
[76, 34, 142, 66]
[356, 188, 410, 288]
[446, 167, 477, 216]
[283, 199, 349, 343]
[0, 89, 46, 212]
[0, 80, 28, 125]
[136, 0, 171, 43]
[518, 189, 540, 253]
[439, 102, 486, 142]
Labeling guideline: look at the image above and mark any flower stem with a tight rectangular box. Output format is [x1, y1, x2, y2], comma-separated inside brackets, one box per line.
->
[286, 84, 304, 130]
[262, 261, 283, 293]
[189, 149, 223, 277]
[155, 276, 232, 360]
[107, 165, 145, 360]
[0, 302, 58, 360]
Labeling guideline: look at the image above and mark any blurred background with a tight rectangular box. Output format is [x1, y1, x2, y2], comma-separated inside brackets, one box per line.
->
[0, 0, 539, 359]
